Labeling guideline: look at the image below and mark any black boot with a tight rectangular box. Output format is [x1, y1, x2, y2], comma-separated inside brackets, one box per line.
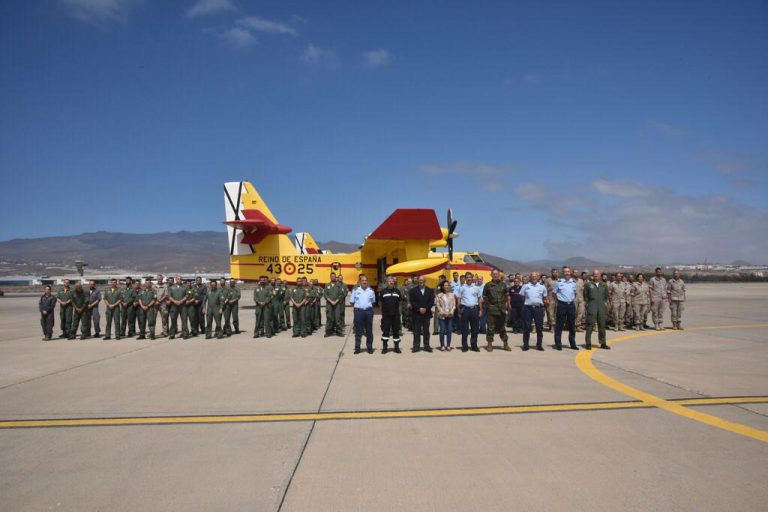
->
[393, 341, 401, 353]
[382, 341, 389, 354]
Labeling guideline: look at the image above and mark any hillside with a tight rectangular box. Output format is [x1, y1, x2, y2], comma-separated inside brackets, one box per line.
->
[0, 231, 587, 276]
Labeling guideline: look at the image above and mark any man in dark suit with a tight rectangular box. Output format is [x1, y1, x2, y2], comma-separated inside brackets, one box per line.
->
[584, 269, 611, 350]
[409, 275, 435, 353]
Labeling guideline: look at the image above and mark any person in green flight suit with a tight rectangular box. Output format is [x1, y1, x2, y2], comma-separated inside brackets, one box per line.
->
[337, 275, 347, 329]
[184, 280, 198, 338]
[227, 280, 241, 334]
[281, 279, 292, 330]
[273, 278, 287, 331]
[69, 283, 90, 340]
[482, 269, 510, 352]
[56, 279, 74, 338]
[323, 272, 344, 337]
[217, 278, 231, 336]
[304, 281, 316, 333]
[120, 277, 138, 338]
[311, 279, 322, 330]
[205, 280, 224, 339]
[102, 278, 123, 340]
[167, 275, 188, 339]
[289, 276, 309, 338]
[584, 269, 611, 350]
[269, 278, 280, 334]
[253, 275, 274, 338]
[137, 279, 157, 340]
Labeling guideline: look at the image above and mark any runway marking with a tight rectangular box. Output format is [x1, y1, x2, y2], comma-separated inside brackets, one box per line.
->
[576, 323, 768, 443]
[0, 396, 767, 430]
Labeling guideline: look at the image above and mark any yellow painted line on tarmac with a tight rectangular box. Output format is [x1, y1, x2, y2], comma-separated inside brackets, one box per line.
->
[1, 396, 767, 430]
[576, 323, 768, 443]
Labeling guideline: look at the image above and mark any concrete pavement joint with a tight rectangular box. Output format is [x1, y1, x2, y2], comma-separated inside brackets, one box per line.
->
[0, 339, 171, 391]
[275, 327, 352, 512]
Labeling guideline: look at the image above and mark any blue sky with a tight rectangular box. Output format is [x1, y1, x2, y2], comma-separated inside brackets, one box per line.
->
[1, 0, 766, 263]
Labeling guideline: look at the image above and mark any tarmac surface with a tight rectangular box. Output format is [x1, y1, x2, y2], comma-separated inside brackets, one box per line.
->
[0, 283, 766, 511]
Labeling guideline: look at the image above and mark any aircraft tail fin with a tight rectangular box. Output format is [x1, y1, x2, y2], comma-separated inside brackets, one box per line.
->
[294, 232, 326, 254]
[224, 181, 293, 255]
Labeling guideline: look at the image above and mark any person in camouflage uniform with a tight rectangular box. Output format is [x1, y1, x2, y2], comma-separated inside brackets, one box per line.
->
[482, 269, 510, 352]
[631, 273, 651, 331]
[666, 270, 686, 330]
[624, 274, 635, 329]
[545, 269, 558, 331]
[137, 280, 157, 340]
[253, 275, 274, 338]
[609, 273, 626, 331]
[574, 270, 586, 331]
[155, 274, 169, 337]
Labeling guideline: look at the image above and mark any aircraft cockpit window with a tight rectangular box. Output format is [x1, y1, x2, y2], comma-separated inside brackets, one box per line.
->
[463, 255, 474, 263]
[464, 254, 484, 263]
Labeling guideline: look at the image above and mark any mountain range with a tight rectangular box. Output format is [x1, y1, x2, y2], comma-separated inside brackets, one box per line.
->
[0, 231, 605, 276]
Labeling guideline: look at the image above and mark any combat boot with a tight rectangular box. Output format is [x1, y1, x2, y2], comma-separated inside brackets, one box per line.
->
[486, 341, 493, 352]
[393, 341, 401, 354]
[502, 341, 511, 351]
[382, 341, 389, 354]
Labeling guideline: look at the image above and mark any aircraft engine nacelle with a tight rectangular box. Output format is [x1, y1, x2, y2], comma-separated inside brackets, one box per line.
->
[386, 257, 449, 277]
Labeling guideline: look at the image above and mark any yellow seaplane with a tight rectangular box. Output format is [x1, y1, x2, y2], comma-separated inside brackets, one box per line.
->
[224, 180, 494, 288]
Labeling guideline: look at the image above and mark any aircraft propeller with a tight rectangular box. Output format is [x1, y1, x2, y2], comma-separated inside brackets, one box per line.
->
[447, 208, 459, 262]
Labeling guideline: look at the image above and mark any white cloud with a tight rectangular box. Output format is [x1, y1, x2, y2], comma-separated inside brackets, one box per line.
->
[236, 16, 298, 36]
[593, 179, 653, 198]
[363, 49, 392, 68]
[218, 27, 256, 48]
[697, 150, 768, 175]
[186, 0, 236, 18]
[503, 72, 542, 86]
[422, 162, 518, 192]
[60, 0, 138, 22]
[301, 44, 339, 68]
[650, 121, 689, 137]
[515, 178, 768, 264]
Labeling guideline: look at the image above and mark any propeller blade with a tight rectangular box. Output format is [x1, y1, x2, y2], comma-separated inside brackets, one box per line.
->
[447, 208, 453, 231]
[448, 237, 454, 262]
[449, 219, 458, 236]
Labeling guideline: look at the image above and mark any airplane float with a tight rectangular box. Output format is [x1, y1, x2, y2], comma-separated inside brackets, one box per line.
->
[223, 181, 494, 288]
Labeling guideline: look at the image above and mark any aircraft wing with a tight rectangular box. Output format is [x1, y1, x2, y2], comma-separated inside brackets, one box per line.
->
[368, 209, 443, 241]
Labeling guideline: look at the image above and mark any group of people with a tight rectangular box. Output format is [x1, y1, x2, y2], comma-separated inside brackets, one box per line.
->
[40, 275, 243, 341]
[38, 267, 687, 356]
[349, 267, 686, 355]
